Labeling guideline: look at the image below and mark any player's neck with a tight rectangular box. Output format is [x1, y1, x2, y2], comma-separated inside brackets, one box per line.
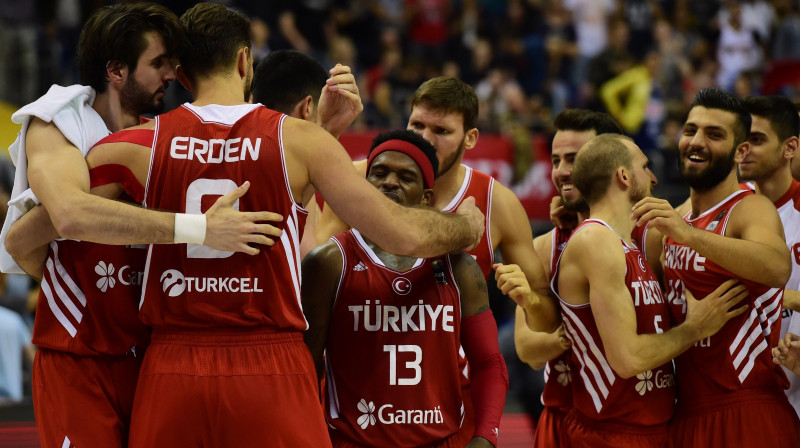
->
[92, 91, 140, 132]
[191, 75, 248, 107]
[754, 165, 793, 204]
[689, 170, 741, 218]
[363, 237, 418, 271]
[588, 194, 635, 243]
[432, 164, 467, 210]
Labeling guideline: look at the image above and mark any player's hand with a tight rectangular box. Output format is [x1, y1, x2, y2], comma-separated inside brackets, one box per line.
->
[203, 181, 284, 255]
[556, 324, 571, 350]
[631, 197, 692, 244]
[683, 279, 748, 340]
[317, 64, 363, 138]
[456, 196, 485, 251]
[494, 263, 532, 308]
[465, 436, 494, 448]
[550, 195, 577, 230]
[773, 332, 800, 376]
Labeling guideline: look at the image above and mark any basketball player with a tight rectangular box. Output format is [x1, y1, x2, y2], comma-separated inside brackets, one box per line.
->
[632, 88, 800, 447]
[551, 133, 747, 447]
[250, 49, 364, 257]
[313, 77, 556, 437]
[738, 95, 800, 415]
[0, 5, 270, 448]
[303, 129, 507, 448]
[511, 109, 623, 448]
[83, 4, 483, 446]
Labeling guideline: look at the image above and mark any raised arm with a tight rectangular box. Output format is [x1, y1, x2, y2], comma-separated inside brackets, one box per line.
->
[27, 119, 281, 254]
[570, 225, 748, 378]
[492, 183, 560, 331]
[314, 160, 366, 244]
[284, 118, 483, 257]
[451, 252, 507, 448]
[633, 195, 790, 287]
[300, 240, 343, 380]
[512, 231, 569, 369]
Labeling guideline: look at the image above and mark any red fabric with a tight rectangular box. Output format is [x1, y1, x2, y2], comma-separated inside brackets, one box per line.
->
[33, 348, 141, 448]
[532, 406, 567, 448]
[461, 310, 507, 447]
[129, 330, 331, 448]
[669, 388, 800, 448]
[367, 138, 435, 188]
[94, 129, 154, 147]
[89, 164, 145, 203]
[561, 409, 668, 448]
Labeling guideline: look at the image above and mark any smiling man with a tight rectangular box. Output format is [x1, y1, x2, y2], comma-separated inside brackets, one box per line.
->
[739, 95, 800, 416]
[302, 130, 508, 448]
[633, 88, 800, 448]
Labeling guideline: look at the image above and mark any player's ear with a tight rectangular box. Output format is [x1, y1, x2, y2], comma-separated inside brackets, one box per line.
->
[420, 189, 434, 206]
[176, 66, 193, 93]
[464, 128, 479, 151]
[237, 46, 250, 79]
[106, 60, 126, 88]
[617, 166, 630, 187]
[783, 136, 798, 161]
[734, 141, 750, 163]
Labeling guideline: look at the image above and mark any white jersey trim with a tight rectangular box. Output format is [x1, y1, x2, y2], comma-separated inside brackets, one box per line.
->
[183, 103, 259, 126]
[441, 165, 473, 212]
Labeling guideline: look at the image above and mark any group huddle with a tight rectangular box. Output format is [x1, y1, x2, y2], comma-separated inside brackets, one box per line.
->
[2, 2, 800, 448]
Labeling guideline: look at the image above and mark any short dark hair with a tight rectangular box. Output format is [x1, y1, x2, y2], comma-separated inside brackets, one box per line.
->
[553, 109, 624, 135]
[78, 3, 184, 93]
[573, 134, 632, 205]
[743, 96, 800, 142]
[252, 50, 328, 114]
[411, 77, 478, 132]
[690, 88, 751, 147]
[179, 3, 250, 85]
[368, 129, 440, 180]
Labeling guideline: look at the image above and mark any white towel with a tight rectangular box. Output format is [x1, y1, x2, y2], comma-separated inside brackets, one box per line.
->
[0, 84, 110, 274]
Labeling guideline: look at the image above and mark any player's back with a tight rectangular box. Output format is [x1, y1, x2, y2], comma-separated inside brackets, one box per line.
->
[141, 104, 308, 331]
[664, 189, 787, 401]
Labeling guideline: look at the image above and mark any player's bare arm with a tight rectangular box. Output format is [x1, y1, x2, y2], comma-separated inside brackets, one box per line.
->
[300, 240, 343, 380]
[6, 182, 122, 278]
[512, 231, 570, 369]
[567, 225, 748, 378]
[284, 118, 483, 257]
[451, 251, 507, 448]
[314, 160, 366, 244]
[27, 118, 282, 254]
[492, 183, 560, 332]
[784, 290, 800, 312]
[633, 195, 790, 287]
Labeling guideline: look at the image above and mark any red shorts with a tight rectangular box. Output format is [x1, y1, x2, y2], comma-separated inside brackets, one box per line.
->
[560, 409, 668, 448]
[533, 406, 568, 448]
[33, 348, 141, 448]
[128, 329, 331, 448]
[669, 388, 800, 448]
[329, 427, 465, 448]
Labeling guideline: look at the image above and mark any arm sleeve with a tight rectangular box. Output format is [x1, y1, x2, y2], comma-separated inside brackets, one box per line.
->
[462, 309, 509, 446]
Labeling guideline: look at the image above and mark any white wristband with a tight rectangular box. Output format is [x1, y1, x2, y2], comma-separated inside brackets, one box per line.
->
[174, 213, 207, 244]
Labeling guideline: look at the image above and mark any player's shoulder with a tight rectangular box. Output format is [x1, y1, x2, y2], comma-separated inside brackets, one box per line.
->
[303, 238, 344, 271]
[533, 229, 554, 254]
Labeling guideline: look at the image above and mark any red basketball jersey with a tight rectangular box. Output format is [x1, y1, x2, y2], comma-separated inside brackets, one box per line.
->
[139, 104, 308, 331]
[552, 219, 675, 426]
[325, 229, 464, 447]
[32, 239, 148, 355]
[664, 190, 788, 400]
[441, 166, 494, 278]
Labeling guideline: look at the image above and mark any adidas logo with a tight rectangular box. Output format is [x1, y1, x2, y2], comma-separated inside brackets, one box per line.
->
[353, 262, 368, 272]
